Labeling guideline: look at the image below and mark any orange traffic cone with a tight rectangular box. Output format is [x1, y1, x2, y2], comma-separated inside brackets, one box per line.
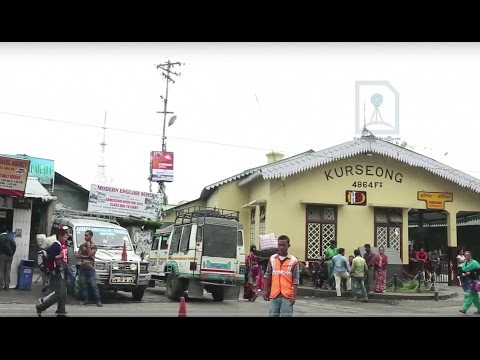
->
[178, 296, 187, 317]
[121, 240, 127, 261]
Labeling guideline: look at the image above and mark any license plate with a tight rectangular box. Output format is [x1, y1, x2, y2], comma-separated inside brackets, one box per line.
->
[111, 276, 134, 283]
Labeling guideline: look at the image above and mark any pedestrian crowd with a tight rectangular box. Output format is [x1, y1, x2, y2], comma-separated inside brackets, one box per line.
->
[245, 233, 480, 317]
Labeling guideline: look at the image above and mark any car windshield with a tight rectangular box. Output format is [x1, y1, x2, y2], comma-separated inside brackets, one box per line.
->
[75, 226, 133, 251]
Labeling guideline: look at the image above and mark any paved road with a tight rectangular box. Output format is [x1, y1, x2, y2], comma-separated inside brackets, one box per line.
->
[0, 284, 472, 317]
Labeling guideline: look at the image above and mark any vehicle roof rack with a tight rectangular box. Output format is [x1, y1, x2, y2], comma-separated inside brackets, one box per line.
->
[53, 209, 120, 225]
[175, 206, 239, 225]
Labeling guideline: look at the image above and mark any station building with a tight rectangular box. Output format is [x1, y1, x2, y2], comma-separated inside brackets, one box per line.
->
[165, 132, 480, 283]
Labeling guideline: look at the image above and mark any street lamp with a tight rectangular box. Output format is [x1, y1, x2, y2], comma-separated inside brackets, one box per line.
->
[168, 115, 177, 127]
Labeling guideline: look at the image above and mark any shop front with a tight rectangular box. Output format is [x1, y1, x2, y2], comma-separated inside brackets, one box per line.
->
[0, 155, 56, 288]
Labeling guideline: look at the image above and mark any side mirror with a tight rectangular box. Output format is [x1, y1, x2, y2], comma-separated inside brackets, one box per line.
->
[66, 238, 73, 247]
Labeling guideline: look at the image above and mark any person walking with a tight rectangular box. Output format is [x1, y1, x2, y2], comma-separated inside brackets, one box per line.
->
[458, 250, 480, 315]
[0, 224, 16, 290]
[35, 229, 69, 317]
[332, 248, 351, 297]
[77, 230, 103, 307]
[263, 235, 299, 317]
[350, 249, 368, 302]
[243, 245, 261, 301]
[374, 246, 389, 293]
[363, 244, 376, 293]
[324, 241, 338, 289]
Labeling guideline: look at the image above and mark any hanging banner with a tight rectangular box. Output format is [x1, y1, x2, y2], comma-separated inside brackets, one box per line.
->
[0, 156, 30, 197]
[150, 151, 174, 182]
[88, 184, 161, 220]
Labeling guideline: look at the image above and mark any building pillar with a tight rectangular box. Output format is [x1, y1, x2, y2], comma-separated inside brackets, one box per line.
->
[446, 211, 458, 286]
[45, 201, 56, 235]
[402, 208, 409, 265]
[254, 205, 261, 242]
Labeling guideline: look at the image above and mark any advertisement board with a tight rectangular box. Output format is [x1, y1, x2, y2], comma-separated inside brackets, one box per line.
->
[88, 184, 161, 220]
[150, 151, 174, 182]
[0, 156, 30, 197]
[1, 154, 54, 187]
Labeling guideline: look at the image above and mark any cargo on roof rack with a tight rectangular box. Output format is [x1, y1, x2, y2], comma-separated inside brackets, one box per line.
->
[174, 206, 239, 225]
[53, 209, 119, 225]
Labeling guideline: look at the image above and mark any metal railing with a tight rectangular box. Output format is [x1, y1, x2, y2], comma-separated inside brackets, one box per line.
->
[53, 209, 119, 225]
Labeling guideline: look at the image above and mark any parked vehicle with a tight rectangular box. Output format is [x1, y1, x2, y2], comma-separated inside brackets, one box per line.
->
[52, 209, 151, 301]
[148, 206, 246, 302]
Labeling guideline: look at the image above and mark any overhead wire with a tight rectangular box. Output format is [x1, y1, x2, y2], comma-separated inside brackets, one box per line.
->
[1, 110, 479, 176]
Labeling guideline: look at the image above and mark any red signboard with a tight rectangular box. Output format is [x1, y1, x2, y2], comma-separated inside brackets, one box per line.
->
[0, 156, 30, 197]
[150, 151, 174, 182]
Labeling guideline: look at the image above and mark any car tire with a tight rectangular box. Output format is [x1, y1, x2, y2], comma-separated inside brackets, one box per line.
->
[211, 287, 224, 302]
[132, 286, 146, 301]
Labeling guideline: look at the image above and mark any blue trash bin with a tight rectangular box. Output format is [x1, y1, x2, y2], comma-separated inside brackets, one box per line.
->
[17, 260, 35, 290]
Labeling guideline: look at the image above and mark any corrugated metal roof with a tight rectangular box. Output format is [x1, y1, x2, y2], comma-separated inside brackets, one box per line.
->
[25, 177, 56, 201]
[204, 150, 315, 191]
[205, 167, 265, 190]
[255, 136, 480, 193]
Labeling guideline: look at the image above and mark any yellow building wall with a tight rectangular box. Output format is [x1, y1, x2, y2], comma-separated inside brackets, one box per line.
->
[248, 179, 270, 201]
[205, 189, 219, 208]
[265, 184, 305, 258]
[215, 182, 250, 237]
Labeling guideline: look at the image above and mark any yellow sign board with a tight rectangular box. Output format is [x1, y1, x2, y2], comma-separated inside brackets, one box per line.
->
[417, 191, 453, 210]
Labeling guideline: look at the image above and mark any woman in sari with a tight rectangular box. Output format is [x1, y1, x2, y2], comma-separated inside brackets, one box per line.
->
[243, 245, 260, 301]
[374, 246, 388, 293]
[459, 250, 480, 314]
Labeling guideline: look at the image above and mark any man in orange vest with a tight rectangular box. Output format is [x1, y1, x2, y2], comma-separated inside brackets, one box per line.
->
[262, 235, 299, 317]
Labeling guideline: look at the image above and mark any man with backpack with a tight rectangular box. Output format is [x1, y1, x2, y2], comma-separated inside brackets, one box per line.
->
[35, 229, 69, 317]
[0, 224, 16, 291]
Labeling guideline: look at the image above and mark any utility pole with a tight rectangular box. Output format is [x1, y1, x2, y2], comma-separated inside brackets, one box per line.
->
[154, 59, 183, 220]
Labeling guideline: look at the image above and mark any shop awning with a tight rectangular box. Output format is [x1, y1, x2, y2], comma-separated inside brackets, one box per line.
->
[241, 199, 267, 208]
[299, 200, 346, 206]
[25, 177, 57, 202]
[366, 203, 414, 209]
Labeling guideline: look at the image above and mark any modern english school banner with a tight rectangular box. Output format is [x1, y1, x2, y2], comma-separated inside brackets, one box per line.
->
[87, 184, 161, 220]
[150, 151, 174, 182]
[0, 156, 30, 197]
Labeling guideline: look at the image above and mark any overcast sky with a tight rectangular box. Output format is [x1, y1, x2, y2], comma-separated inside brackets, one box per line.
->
[1, 42, 479, 205]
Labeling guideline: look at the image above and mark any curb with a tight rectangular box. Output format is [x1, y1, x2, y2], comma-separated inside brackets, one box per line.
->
[297, 287, 459, 301]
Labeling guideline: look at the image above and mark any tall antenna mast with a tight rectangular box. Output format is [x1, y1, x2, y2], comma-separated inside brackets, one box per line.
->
[153, 60, 184, 218]
[95, 110, 108, 185]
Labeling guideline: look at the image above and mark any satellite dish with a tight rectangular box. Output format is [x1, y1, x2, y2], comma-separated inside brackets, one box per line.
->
[168, 115, 177, 127]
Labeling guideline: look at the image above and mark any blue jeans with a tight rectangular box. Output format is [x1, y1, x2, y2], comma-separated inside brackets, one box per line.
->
[269, 296, 294, 317]
[79, 268, 101, 301]
[351, 276, 368, 300]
